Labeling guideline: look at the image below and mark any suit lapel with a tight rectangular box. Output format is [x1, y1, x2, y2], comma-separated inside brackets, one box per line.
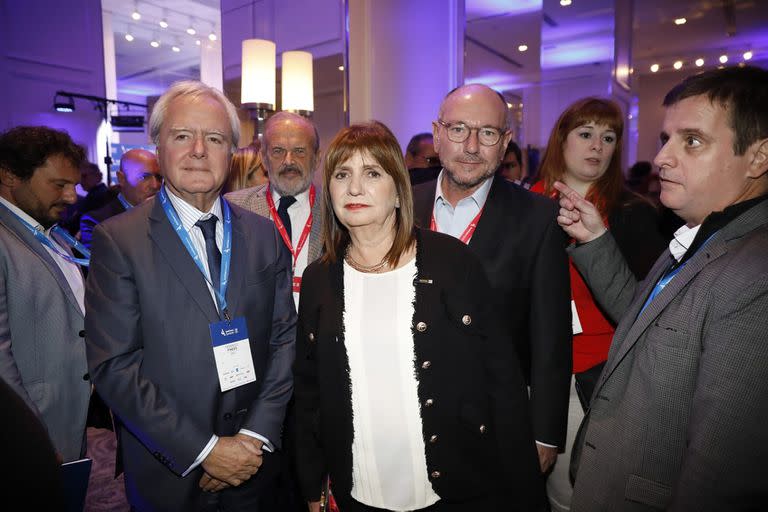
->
[0, 207, 83, 316]
[148, 199, 220, 323]
[224, 202, 247, 318]
[412, 180, 437, 229]
[308, 198, 322, 262]
[468, 177, 506, 256]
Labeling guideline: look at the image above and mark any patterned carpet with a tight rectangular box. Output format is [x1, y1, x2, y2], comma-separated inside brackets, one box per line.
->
[85, 427, 129, 511]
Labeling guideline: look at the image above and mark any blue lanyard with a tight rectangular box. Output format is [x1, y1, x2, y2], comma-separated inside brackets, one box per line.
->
[0, 202, 90, 266]
[639, 232, 716, 315]
[158, 187, 232, 319]
[117, 193, 133, 210]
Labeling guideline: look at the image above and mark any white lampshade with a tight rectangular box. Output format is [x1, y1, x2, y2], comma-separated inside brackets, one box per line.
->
[281, 51, 314, 113]
[241, 39, 276, 109]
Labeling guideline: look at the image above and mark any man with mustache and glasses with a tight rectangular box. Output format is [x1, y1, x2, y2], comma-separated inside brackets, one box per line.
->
[412, 84, 572, 487]
[226, 111, 322, 309]
[0, 126, 91, 463]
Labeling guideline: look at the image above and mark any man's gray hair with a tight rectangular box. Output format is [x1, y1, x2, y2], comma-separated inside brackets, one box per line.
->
[149, 80, 241, 153]
[263, 111, 320, 153]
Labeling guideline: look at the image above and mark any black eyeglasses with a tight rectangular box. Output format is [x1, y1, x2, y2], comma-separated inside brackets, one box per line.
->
[437, 120, 505, 146]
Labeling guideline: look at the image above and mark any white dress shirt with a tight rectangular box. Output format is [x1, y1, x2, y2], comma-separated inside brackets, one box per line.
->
[669, 223, 701, 262]
[0, 196, 84, 314]
[343, 258, 440, 511]
[163, 187, 273, 477]
[270, 187, 311, 310]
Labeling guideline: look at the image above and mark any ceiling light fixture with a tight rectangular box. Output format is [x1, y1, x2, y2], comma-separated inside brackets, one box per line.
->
[172, 45, 181, 52]
[743, 51, 753, 60]
[719, 54, 728, 64]
[208, 31, 217, 42]
[195, 39, 201, 46]
[673, 60, 683, 70]
[560, 0, 572, 6]
[650, 63, 660, 73]
[338, 65, 344, 71]
[159, 19, 168, 29]
[518, 44, 528, 52]
[125, 32, 134, 42]
[187, 17, 197, 35]
[131, 2, 141, 20]
[150, 36, 160, 48]
[54, 93, 75, 113]
[695, 58, 704, 67]
[674, 18, 686, 25]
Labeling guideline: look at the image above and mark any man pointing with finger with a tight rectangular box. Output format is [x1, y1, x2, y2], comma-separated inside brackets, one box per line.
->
[85, 80, 296, 511]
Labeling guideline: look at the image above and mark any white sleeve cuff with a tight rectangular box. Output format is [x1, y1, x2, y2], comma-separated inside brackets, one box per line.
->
[238, 429, 274, 452]
[181, 434, 219, 477]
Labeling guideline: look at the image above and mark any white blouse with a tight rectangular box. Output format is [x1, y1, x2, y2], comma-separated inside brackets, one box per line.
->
[343, 257, 440, 511]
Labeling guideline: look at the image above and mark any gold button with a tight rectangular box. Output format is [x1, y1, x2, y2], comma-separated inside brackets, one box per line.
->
[479, 424, 486, 434]
[462, 315, 471, 325]
[429, 434, 438, 443]
[416, 321, 427, 332]
[424, 398, 434, 407]
[308, 333, 315, 341]
[430, 471, 441, 479]
[421, 360, 431, 369]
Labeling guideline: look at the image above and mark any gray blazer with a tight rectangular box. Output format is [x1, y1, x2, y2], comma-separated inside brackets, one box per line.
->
[569, 200, 768, 511]
[85, 197, 296, 511]
[0, 206, 90, 462]
[225, 184, 323, 264]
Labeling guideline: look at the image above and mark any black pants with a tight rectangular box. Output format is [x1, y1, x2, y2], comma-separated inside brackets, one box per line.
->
[333, 493, 507, 512]
[574, 361, 606, 412]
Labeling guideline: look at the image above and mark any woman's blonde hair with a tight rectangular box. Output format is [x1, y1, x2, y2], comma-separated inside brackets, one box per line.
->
[225, 144, 266, 193]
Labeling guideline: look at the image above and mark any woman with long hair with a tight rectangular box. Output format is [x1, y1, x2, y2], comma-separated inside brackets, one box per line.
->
[532, 97, 667, 410]
[294, 121, 545, 511]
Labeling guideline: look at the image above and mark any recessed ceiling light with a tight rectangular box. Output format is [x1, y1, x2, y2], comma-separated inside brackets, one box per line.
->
[743, 51, 753, 60]
[159, 19, 168, 29]
[650, 63, 660, 73]
[208, 32, 217, 41]
[695, 58, 704, 67]
[125, 33, 134, 42]
[673, 60, 683, 70]
[150, 39, 160, 48]
[674, 18, 686, 25]
[560, 0, 572, 5]
[131, 11, 141, 21]
[338, 65, 344, 71]
[719, 54, 728, 64]
[195, 39, 201, 46]
[518, 44, 528, 52]
[187, 27, 196, 35]
[171, 45, 181, 52]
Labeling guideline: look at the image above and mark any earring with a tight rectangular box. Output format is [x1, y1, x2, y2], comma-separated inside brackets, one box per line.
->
[395, 196, 400, 208]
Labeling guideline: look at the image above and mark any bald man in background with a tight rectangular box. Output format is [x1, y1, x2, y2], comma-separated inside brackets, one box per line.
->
[79, 148, 161, 249]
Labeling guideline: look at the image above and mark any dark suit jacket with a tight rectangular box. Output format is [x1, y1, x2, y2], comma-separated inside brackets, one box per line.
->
[294, 228, 546, 510]
[85, 196, 296, 511]
[79, 196, 126, 250]
[569, 199, 768, 511]
[413, 176, 572, 448]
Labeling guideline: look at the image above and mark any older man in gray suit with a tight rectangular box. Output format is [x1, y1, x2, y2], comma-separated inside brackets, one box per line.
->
[85, 81, 296, 511]
[0, 126, 91, 462]
[556, 65, 768, 510]
[225, 112, 322, 309]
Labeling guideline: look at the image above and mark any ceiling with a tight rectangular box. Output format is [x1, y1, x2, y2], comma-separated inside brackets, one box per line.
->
[102, 0, 768, 101]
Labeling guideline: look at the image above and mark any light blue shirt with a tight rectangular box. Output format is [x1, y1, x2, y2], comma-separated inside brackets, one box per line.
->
[432, 171, 493, 239]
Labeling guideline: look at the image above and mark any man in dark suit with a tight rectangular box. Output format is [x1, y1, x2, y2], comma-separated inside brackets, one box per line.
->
[79, 148, 161, 249]
[412, 84, 572, 475]
[405, 132, 441, 185]
[559, 65, 768, 511]
[85, 80, 296, 511]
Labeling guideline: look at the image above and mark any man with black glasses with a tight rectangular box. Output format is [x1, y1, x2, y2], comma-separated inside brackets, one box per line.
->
[412, 84, 572, 484]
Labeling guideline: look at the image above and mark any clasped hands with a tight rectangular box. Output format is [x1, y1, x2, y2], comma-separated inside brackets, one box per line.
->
[199, 433, 264, 492]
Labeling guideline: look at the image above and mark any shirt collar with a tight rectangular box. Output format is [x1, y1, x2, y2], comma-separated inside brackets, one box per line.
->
[0, 195, 51, 234]
[669, 224, 700, 262]
[270, 185, 311, 209]
[164, 185, 222, 231]
[434, 170, 493, 209]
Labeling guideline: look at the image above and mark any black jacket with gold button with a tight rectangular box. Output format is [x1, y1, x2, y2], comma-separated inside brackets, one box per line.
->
[293, 227, 546, 509]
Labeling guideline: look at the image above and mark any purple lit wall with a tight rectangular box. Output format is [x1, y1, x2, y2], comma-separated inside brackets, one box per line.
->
[0, 0, 106, 165]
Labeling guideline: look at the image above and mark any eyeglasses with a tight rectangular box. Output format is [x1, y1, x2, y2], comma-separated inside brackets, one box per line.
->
[437, 120, 505, 146]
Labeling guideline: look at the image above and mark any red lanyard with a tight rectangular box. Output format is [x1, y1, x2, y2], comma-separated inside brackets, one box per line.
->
[266, 185, 315, 292]
[430, 206, 484, 245]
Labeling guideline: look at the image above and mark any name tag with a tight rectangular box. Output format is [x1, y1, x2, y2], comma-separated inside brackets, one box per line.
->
[571, 300, 583, 335]
[210, 316, 256, 392]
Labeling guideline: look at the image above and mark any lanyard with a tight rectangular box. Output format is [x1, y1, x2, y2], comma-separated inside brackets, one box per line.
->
[158, 187, 232, 319]
[430, 206, 484, 245]
[117, 193, 133, 210]
[639, 232, 717, 315]
[0, 202, 90, 266]
[266, 185, 315, 270]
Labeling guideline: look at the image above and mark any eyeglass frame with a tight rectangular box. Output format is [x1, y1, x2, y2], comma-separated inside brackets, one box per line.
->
[436, 119, 508, 147]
